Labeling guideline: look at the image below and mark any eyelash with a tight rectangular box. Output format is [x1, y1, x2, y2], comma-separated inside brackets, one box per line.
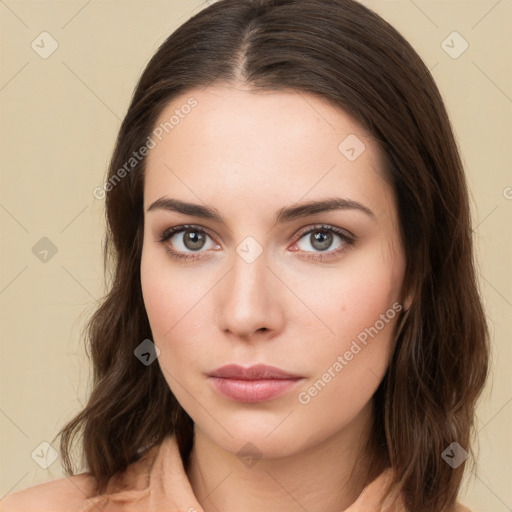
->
[157, 223, 355, 262]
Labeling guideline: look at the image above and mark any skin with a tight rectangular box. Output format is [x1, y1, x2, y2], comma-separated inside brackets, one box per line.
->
[140, 83, 411, 512]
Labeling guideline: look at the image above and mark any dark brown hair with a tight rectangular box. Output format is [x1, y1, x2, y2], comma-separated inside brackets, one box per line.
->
[54, 1, 490, 510]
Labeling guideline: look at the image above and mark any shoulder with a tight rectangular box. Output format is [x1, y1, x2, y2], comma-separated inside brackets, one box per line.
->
[0, 473, 98, 512]
[0, 440, 168, 512]
[453, 502, 475, 512]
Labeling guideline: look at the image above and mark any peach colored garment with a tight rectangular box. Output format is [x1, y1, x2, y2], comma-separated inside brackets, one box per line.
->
[0, 434, 474, 511]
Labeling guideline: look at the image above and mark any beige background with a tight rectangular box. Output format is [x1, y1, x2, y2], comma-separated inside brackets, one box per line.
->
[0, 0, 510, 509]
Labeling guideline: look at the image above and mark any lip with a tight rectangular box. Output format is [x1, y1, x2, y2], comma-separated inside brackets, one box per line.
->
[207, 364, 304, 403]
[208, 363, 303, 380]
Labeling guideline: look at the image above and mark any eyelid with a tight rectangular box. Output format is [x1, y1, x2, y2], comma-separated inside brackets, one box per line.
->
[159, 223, 354, 244]
[159, 223, 215, 242]
[158, 224, 219, 261]
[293, 223, 355, 240]
[158, 223, 355, 261]
[289, 223, 355, 261]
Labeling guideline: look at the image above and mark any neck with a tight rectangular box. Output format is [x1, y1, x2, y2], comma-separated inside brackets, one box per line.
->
[185, 402, 385, 512]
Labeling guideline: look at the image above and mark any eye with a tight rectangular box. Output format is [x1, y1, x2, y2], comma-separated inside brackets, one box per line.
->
[291, 224, 355, 261]
[158, 223, 355, 262]
[158, 224, 219, 261]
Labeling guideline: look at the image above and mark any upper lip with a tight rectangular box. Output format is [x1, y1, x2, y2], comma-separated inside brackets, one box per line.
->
[208, 364, 303, 380]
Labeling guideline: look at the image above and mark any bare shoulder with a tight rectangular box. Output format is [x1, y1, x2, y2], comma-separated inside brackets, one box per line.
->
[454, 502, 474, 512]
[0, 472, 98, 512]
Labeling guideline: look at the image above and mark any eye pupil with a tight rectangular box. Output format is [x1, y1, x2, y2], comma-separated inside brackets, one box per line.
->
[184, 230, 206, 250]
[311, 231, 332, 251]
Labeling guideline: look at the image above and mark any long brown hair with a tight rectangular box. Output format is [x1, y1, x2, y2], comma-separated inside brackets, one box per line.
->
[55, 1, 490, 510]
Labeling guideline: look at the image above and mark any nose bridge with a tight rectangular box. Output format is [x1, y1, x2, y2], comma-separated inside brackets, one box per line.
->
[217, 241, 283, 338]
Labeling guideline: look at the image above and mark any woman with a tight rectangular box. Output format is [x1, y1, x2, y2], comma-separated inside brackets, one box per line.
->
[0, 0, 489, 511]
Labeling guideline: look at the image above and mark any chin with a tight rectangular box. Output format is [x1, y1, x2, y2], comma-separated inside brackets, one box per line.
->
[194, 415, 317, 461]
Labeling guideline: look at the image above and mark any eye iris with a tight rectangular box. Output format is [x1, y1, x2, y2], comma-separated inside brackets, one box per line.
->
[184, 230, 206, 250]
[311, 231, 332, 251]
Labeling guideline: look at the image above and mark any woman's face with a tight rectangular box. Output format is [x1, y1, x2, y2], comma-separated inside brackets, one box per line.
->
[140, 83, 409, 457]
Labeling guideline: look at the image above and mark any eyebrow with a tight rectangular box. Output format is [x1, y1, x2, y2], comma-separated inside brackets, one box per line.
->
[147, 197, 375, 224]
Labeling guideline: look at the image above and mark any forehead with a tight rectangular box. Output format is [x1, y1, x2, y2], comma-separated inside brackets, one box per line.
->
[143, 84, 392, 220]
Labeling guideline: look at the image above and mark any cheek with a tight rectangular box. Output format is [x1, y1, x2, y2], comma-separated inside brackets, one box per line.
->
[141, 258, 174, 336]
[293, 278, 401, 439]
[291, 242, 403, 398]
[288, 240, 403, 344]
[300, 279, 399, 392]
[140, 263, 197, 400]
[140, 248, 215, 371]
[141, 240, 194, 334]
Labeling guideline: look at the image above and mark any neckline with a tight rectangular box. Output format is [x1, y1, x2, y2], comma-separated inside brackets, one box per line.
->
[80, 433, 404, 511]
[152, 434, 403, 511]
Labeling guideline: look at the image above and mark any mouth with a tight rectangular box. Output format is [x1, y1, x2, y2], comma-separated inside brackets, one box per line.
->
[207, 364, 305, 403]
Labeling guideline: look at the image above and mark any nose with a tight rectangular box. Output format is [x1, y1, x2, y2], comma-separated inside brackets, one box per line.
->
[216, 248, 285, 341]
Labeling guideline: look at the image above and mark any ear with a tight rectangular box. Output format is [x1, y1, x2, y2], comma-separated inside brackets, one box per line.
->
[401, 288, 414, 312]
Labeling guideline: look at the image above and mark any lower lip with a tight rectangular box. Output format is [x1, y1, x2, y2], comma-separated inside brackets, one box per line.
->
[208, 377, 304, 403]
